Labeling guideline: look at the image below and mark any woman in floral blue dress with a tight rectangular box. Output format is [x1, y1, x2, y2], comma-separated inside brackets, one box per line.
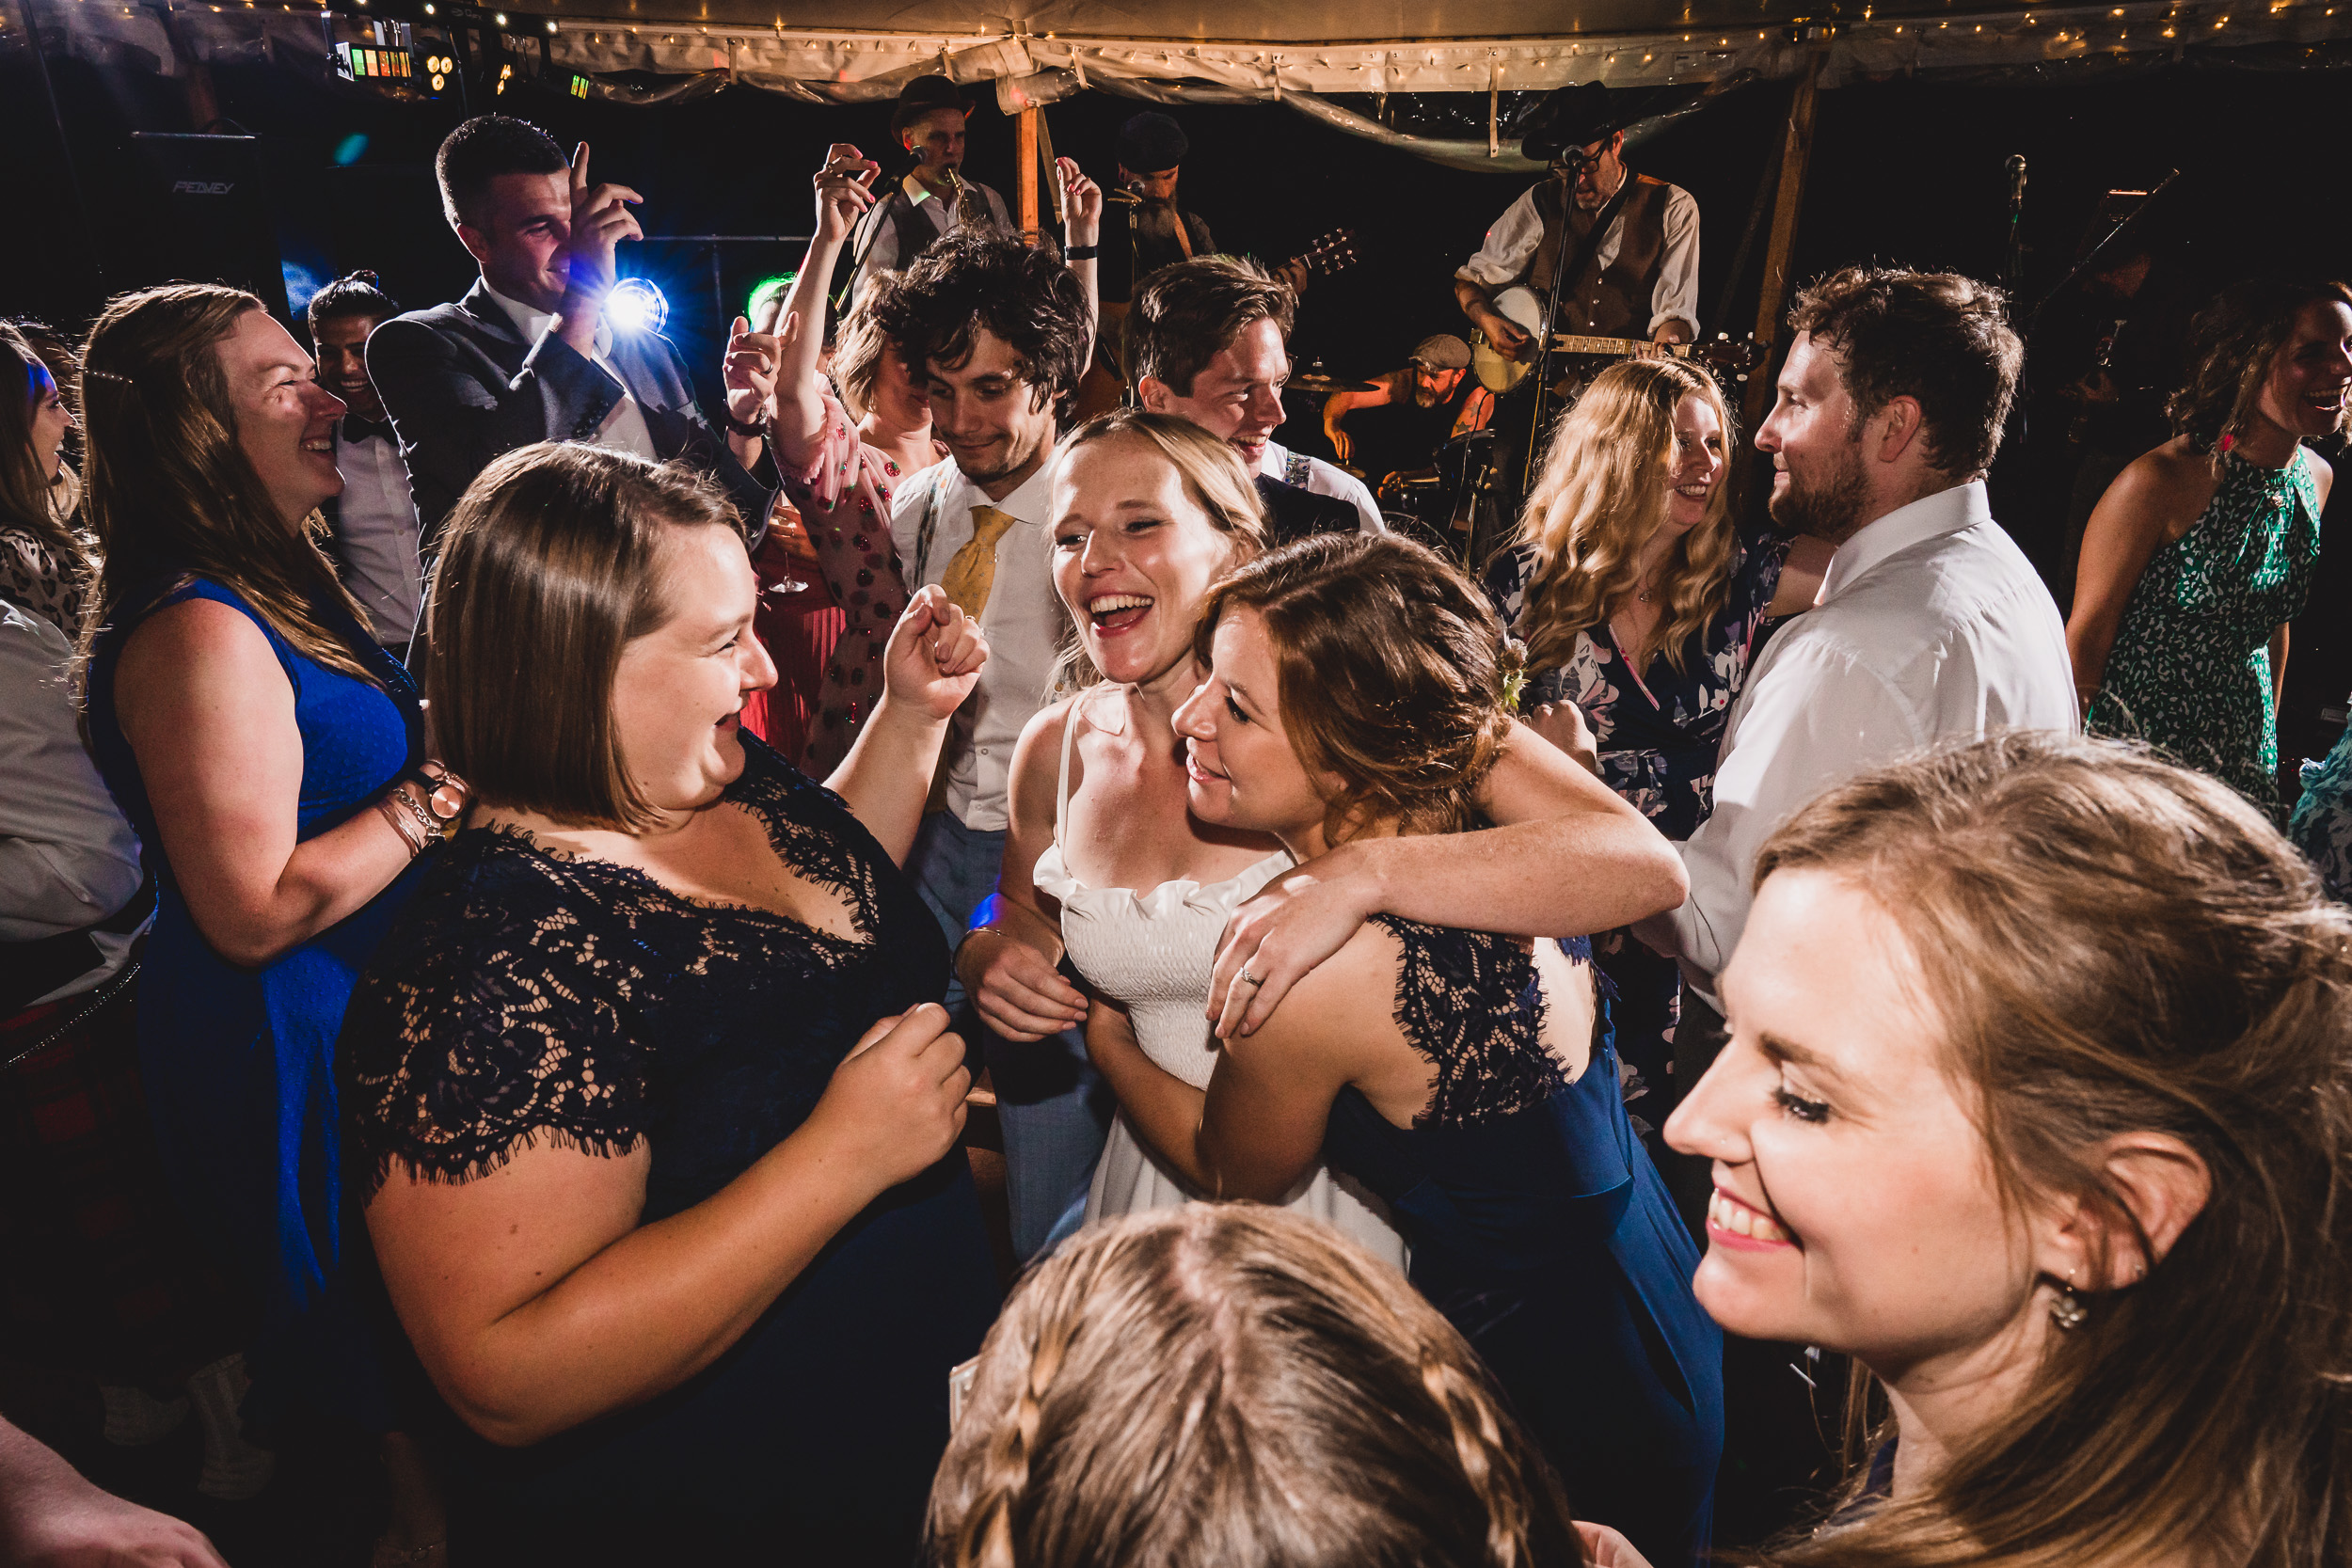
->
[1487, 359, 1824, 1136]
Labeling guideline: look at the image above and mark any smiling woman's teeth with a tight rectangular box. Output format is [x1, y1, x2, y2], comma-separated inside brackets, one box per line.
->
[1708, 1189, 1794, 1243]
[301, 437, 334, 452]
[1089, 594, 1152, 623]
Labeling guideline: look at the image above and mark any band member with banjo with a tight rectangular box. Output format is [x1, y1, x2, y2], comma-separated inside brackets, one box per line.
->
[1454, 82, 1701, 372]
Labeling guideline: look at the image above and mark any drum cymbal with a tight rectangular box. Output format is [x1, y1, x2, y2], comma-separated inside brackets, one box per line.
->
[1286, 359, 1378, 395]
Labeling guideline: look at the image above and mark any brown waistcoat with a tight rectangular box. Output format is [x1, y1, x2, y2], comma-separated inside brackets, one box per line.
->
[1519, 173, 1672, 338]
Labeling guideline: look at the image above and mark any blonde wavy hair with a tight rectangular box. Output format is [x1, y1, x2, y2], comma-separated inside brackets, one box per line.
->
[1049, 407, 1265, 694]
[1512, 358, 1737, 677]
[926, 1204, 1583, 1568]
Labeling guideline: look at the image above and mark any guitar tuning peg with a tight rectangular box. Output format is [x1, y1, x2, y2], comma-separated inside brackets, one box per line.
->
[1717, 331, 1730, 340]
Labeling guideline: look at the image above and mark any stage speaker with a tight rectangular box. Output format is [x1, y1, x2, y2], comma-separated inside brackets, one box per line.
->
[119, 132, 292, 319]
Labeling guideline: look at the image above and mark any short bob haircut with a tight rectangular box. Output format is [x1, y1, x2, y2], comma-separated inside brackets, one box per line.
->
[425, 442, 742, 830]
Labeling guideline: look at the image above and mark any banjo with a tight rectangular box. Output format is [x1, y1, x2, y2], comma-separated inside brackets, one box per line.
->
[1470, 286, 1760, 393]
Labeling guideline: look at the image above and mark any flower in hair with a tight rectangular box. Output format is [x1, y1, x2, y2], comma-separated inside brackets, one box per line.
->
[1499, 636, 1531, 713]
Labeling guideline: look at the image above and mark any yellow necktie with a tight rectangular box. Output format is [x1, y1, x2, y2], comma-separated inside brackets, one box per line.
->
[940, 504, 1018, 620]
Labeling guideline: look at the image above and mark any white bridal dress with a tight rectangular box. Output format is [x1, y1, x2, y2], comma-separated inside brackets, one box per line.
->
[1030, 701, 1406, 1266]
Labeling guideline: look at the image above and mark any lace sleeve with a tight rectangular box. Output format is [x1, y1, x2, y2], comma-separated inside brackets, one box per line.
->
[1369, 915, 1574, 1129]
[342, 841, 650, 1196]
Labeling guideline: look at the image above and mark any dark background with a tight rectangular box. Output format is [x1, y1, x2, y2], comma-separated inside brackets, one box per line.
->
[2, 32, 2349, 1563]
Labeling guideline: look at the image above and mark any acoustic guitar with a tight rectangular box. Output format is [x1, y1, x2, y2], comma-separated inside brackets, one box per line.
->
[1470, 286, 1761, 393]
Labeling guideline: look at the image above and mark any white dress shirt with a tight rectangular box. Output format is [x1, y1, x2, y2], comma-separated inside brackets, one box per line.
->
[1456, 180, 1701, 341]
[1668, 482, 2078, 1004]
[851, 172, 1016, 302]
[1, 603, 149, 1005]
[482, 279, 659, 461]
[1261, 440, 1384, 534]
[889, 453, 1063, 832]
[333, 424, 422, 646]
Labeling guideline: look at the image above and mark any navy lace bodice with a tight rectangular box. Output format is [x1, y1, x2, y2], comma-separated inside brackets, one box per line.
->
[1321, 917, 1724, 1568]
[338, 737, 999, 1561]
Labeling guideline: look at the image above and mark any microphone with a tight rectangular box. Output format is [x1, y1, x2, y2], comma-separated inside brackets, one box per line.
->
[2006, 153, 2027, 207]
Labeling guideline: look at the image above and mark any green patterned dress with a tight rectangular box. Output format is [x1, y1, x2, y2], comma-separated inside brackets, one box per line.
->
[2089, 446, 2324, 815]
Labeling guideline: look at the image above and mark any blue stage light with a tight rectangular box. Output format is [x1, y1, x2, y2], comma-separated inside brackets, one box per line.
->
[606, 277, 669, 336]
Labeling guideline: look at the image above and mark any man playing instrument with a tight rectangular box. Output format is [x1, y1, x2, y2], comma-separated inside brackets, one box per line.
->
[1321, 334, 1495, 478]
[1454, 83, 1700, 362]
[848, 75, 1014, 309]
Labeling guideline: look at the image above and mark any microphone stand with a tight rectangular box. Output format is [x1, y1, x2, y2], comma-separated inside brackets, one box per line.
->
[1523, 166, 1581, 492]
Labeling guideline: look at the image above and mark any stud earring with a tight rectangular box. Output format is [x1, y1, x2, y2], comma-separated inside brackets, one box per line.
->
[2049, 1272, 2089, 1331]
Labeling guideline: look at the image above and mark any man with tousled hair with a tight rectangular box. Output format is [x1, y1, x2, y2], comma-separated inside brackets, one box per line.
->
[1127, 256, 1381, 535]
[870, 228, 1108, 1262]
[366, 114, 768, 555]
[1634, 266, 2077, 1218]
[306, 271, 422, 656]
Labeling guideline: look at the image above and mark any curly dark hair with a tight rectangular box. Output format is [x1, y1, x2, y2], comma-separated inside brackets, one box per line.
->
[1786, 266, 2023, 481]
[435, 114, 566, 230]
[2166, 278, 2352, 467]
[1195, 531, 1511, 838]
[867, 230, 1090, 424]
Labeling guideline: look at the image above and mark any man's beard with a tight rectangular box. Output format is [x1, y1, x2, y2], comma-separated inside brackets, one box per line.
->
[1413, 384, 1438, 408]
[1768, 438, 1873, 544]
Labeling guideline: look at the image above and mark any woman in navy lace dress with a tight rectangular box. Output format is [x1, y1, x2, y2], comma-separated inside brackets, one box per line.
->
[339, 445, 999, 1563]
[1486, 360, 1824, 1134]
[1096, 533, 1721, 1568]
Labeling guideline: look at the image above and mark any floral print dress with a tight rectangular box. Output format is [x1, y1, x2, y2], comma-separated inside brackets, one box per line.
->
[772, 383, 943, 778]
[1486, 527, 1788, 1135]
[2088, 446, 2323, 818]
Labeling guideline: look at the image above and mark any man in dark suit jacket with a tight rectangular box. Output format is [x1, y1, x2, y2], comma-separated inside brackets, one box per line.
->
[367, 115, 769, 557]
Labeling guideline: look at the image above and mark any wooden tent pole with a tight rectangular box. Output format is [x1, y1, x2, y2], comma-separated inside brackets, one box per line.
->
[1743, 49, 1824, 432]
[1016, 107, 1041, 241]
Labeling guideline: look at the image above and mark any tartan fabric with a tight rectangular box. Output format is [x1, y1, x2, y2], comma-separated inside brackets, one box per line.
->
[0, 969, 245, 1387]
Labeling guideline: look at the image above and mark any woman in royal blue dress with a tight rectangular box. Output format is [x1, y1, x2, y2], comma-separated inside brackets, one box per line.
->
[340, 442, 1001, 1563]
[78, 285, 462, 1553]
[1487, 359, 1825, 1138]
[1093, 532, 1722, 1568]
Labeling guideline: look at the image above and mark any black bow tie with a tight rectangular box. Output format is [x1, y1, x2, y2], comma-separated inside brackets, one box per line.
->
[341, 414, 396, 447]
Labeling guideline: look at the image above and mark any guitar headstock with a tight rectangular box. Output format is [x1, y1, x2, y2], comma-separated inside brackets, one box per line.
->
[1689, 334, 1764, 380]
[1294, 228, 1359, 278]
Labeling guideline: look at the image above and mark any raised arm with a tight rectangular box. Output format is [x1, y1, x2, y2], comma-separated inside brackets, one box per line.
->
[955, 700, 1089, 1042]
[1056, 158, 1103, 356]
[113, 600, 430, 968]
[824, 585, 985, 864]
[1207, 720, 1682, 1037]
[764, 145, 880, 477]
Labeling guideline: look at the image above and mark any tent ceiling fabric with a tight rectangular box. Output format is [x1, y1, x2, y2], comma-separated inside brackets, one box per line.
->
[29, 0, 2352, 110]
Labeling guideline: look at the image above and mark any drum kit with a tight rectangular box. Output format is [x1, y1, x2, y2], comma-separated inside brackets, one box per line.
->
[1283, 357, 1503, 566]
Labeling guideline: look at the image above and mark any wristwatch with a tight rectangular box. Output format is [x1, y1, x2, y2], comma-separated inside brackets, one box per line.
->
[408, 762, 472, 832]
[722, 407, 769, 438]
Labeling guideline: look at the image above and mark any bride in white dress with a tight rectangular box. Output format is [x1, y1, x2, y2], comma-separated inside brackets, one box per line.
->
[954, 411, 1686, 1253]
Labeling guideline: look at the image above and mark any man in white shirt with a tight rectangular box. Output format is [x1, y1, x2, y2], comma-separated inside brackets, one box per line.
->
[872, 228, 1103, 1260]
[307, 272, 423, 656]
[1638, 267, 2078, 1203]
[369, 114, 768, 554]
[1126, 256, 1383, 536]
[848, 75, 1015, 310]
[1454, 83, 1701, 358]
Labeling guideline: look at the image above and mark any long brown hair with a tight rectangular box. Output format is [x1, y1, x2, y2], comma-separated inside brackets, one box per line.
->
[1195, 532, 1510, 838]
[80, 284, 373, 681]
[427, 442, 742, 832]
[927, 1204, 1584, 1568]
[1512, 357, 1737, 675]
[2166, 277, 2352, 469]
[1742, 733, 2352, 1568]
[0, 322, 93, 600]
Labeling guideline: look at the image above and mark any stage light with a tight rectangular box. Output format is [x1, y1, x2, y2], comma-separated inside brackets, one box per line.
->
[746, 273, 795, 324]
[606, 277, 669, 336]
[494, 11, 506, 23]
[430, 71, 446, 88]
